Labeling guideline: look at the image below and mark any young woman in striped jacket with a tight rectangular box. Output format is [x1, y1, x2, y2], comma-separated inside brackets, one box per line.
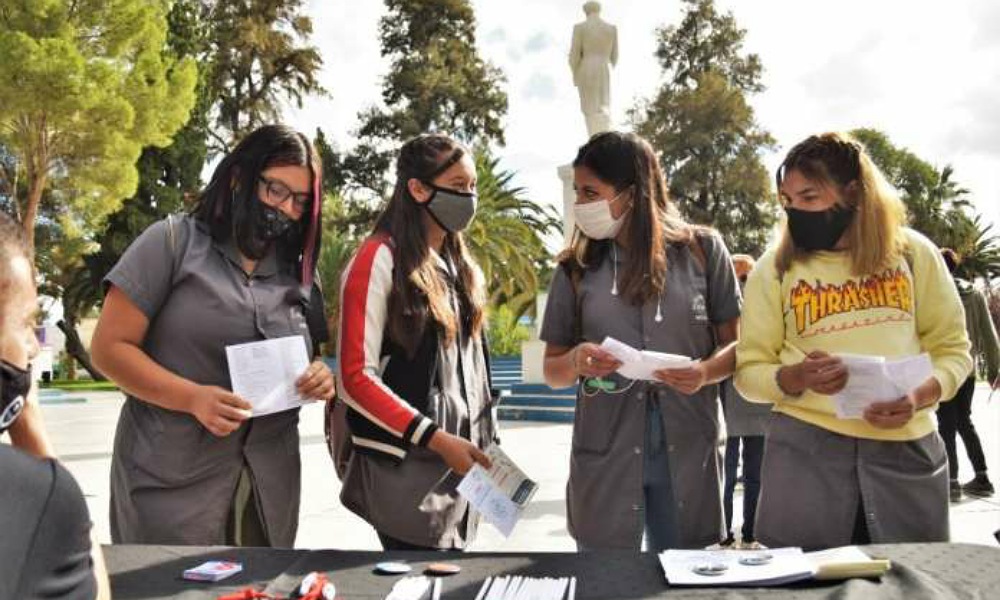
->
[336, 133, 497, 551]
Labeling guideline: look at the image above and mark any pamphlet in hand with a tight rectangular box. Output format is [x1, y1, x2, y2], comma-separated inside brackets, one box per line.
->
[600, 336, 694, 382]
[456, 444, 539, 537]
[831, 353, 933, 419]
[225, 335, 311, 417]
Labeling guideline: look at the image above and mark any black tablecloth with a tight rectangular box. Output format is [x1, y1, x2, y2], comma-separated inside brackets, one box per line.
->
[106, 543, 1000, 599]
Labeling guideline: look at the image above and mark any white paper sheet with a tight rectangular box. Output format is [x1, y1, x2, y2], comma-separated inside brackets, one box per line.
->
[225, 335, 311, 417]
[456, 444, 539, 537]
[600, 336, 695, 381]
[659, 547, 817, 586]
[832, 353, 933, 419]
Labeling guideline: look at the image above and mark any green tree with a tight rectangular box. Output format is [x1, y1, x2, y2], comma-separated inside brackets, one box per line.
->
[631, 0, 776, 255]
[957, 216, 1000, 282]
[346, 0, 508, 195]
[486, 304, 531, 356]
[206, 0, 324, 151]
[850, 128, 989, 265]
[314, 192, 360, 354]
[48, 0, 327, 377]
[0, 0, 198, 250]
[465, 150, 560, 317]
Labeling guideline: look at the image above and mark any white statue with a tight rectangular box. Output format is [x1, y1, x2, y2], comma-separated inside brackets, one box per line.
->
[569, 1, 618, 136]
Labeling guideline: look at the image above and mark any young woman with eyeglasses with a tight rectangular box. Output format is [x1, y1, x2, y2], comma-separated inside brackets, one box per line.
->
[91, 124, 335, 547]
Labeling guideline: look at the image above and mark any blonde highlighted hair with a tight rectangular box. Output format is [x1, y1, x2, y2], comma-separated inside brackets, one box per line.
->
[775, 132, 908, 276]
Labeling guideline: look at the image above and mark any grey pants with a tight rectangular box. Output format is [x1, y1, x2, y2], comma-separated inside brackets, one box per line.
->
[755, 413, 948, 550]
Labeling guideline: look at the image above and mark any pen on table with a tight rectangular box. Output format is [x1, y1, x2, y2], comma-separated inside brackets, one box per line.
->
[431, 577, 441, 600]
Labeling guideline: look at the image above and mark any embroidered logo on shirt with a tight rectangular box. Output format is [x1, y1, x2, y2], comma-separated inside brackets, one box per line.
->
[691, 294, 708, 323]
[790, 267, 913, 336]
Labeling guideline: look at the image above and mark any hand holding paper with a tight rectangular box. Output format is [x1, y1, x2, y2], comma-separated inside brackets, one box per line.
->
[653, 362, 708, 395]
[600, 337, 694, 382]
[226, 336, 312, 417]
[781, 351, 848, 396]
[456, 444, 538, 537]
[573, 342, 622, 378]
[831, 353, 932, 420]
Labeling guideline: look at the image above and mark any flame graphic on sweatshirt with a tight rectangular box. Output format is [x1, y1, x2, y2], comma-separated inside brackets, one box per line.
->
[790, 268, 912, 335]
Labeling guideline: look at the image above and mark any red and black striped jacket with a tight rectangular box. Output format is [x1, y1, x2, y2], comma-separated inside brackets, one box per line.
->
[336, 234, 449, 461]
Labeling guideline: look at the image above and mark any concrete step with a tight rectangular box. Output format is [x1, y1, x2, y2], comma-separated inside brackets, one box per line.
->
[498, 405, 575, 423]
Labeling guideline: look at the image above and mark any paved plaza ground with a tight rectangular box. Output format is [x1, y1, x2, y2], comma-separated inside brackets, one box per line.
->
[32, 383, 1000, 550]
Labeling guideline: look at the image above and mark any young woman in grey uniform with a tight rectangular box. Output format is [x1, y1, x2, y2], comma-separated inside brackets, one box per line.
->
[336, 134, 496, 550]
[541, 131, 742, 551]
[736, 133, 971, 549]
[92, 125, 336, 547]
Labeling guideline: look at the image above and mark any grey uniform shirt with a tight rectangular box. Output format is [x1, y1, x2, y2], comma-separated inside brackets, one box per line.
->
[104, 215, 312, 547]
[541, 233, 741, 549]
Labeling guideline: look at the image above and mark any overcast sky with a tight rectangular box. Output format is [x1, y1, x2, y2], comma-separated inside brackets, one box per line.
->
[288, 0, 1000, 249]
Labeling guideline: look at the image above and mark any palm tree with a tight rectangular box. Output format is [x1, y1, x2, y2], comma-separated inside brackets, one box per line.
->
[956, 214, 1000, 283]
[464, 150, 560, 318]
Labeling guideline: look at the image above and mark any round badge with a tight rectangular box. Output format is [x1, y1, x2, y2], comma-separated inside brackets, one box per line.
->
[375, 562, 412, 574]
[738, 553, 774, 566]
[691, 563, 729, 576]
[425, 562, 462, 575]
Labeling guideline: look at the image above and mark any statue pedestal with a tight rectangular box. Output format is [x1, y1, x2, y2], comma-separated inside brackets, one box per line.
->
[558, 163, 575, 246]
[520, 291, 549, 384]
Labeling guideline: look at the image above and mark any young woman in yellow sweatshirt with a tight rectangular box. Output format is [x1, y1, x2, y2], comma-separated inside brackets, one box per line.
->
[735, 132, 972, 550]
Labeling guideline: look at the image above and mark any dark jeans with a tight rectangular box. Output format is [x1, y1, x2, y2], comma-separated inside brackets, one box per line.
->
[723, 435, 764, 542]
[642, 400, 679, 551]
[937, 376, 987, 479]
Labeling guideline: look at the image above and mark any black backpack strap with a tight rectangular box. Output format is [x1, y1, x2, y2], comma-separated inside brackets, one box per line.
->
[302, 277, 330, 358]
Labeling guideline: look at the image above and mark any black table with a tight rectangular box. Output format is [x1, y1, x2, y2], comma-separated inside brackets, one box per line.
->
[106, 543, 1000, 599]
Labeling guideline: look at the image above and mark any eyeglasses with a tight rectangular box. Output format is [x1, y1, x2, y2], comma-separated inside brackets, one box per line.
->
[258, 176, 312, 211]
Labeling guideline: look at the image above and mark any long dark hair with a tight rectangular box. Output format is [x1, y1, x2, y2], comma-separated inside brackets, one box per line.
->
[560, 131, 693, 304]
[373, 133, 485, 356]
[191, 124, 323, 286]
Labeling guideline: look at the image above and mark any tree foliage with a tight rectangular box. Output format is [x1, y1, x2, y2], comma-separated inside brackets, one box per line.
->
[0, 0, 198, 249]
[345, 0, 508, 195]
[465, 150, 559, 317]
[47, 0, 324, 377]
[631, 0, 776, 255]
[851, 128, 999, 280]
[205, 0, 325, 151]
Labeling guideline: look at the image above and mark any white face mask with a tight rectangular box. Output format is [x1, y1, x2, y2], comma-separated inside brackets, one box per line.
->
[573, 190, 630, 240]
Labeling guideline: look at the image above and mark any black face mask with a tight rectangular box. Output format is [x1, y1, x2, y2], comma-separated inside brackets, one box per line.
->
[0, 360, 31, 434]
[785, 206, 854, 251]
[255, 201, 295, 241]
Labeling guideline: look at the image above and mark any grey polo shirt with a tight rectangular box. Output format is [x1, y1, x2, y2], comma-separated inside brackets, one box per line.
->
[104, 214, 312, 547]
[541, 233, 741, 549]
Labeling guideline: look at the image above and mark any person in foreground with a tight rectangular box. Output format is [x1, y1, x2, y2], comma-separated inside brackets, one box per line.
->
[92, 124, 334, 547]
[735, 132, 972, 549]
[541, 131, 742, 551]
[336, 133, 497, 551]
[0, 212, 110, 599]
